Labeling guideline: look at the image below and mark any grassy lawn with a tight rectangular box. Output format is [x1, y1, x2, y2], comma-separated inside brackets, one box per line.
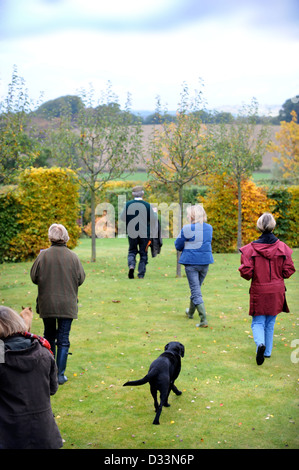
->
[0, 238, 298, 449]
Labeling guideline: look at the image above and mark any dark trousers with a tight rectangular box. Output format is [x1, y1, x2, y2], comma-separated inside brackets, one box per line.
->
[128, 236, 149, 278]
[43, 318, 73, 358]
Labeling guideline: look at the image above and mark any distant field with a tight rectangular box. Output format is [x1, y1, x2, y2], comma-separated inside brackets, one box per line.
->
[118, 171, 150, 182]
[111, 170, 273, 185]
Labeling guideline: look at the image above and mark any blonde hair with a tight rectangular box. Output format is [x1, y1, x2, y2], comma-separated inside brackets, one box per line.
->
[257, 212, 276, 233]
[0, 306, 27, 338]
[48, 223, 69, 243]
[187, 204, 207, 223]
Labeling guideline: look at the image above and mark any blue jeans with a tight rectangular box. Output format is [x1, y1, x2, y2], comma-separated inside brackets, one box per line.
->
[43, 318, 73, 357]
[184, 264, 209, 305]
[251, 315, 277, 357]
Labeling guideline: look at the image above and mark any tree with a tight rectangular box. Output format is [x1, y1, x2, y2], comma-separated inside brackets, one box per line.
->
[210, 99, 270, 250]
[146, 82, 214, 276]
[0, 67, 40, 184]
[200, 173, 275, 252]
[278, 96, 299, 123]
[48, 83, 143, 262]
[268, 110, 299, 182]
[34, 95, 85, 119]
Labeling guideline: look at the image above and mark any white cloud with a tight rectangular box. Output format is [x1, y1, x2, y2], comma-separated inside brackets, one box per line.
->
[0, 0, 298, 111]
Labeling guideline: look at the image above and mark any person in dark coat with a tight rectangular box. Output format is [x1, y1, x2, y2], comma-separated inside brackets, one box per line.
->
[30, 223, 85, 384]
[175, 204, 214, 327]
[239, 212, 295, 365]
[0, 306, 63, 449]
[120, 186, 157, 279]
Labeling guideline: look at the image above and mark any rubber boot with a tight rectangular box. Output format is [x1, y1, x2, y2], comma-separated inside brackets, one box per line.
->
[56, 347, 69, 385]
[195, 303, 208, 328]
[185, 299, 196, 319]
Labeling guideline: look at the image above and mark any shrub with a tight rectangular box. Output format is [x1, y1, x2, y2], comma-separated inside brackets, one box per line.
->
[200, 174, 275, 252]
[267, 185, 299, 247]
[7, 167, 81, 261]
[287, 186, 299, 247]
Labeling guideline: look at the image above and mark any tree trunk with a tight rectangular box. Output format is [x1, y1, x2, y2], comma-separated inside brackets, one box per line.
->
[176, 185, 183, 277]
[91, 187, 96, 262]
[237, 179, 242, 250]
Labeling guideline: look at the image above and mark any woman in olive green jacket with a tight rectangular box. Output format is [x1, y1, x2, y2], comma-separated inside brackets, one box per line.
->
[30, 224, 85, 384]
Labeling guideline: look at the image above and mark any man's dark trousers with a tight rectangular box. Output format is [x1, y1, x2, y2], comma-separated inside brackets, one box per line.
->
[128, 236, 149, 278]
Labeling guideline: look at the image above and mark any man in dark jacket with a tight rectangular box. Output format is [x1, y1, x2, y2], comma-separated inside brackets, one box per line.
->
[30, 223, 85, 384]
[120, 186, 157, 279]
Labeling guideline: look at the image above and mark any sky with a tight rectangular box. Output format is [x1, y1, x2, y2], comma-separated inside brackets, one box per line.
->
[0, 0, 298, 114]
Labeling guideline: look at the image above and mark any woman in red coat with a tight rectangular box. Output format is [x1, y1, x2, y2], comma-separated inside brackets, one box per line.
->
[239, 213, 295, 365]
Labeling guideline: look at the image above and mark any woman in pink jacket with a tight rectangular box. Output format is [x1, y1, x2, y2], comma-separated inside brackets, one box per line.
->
[239, 213, 295, 365]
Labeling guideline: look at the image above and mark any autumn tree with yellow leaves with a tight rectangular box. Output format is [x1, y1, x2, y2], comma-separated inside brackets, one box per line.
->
[200, 174, 275, 252]
[268, 110, 299, 182]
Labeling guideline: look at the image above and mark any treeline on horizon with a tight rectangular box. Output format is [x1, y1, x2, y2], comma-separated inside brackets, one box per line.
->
[31, 94, 299, 125]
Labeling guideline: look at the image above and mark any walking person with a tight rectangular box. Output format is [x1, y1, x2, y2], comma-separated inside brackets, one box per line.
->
[175, 204, 214, 328]
[0, 306, 63, 449]
[120, 185, 157, 279]
[30, 223, 86, 384]
[239, 212, 295, 365]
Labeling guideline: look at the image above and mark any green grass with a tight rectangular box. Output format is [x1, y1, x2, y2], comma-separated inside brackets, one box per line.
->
[0, 238, 298, 449]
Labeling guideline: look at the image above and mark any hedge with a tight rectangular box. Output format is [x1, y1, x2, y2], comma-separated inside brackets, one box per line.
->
[0, 167, 81, 261]
[2, 171, 297, 261]
[268, 185, 299, 247]
[83, 177, 299, 251]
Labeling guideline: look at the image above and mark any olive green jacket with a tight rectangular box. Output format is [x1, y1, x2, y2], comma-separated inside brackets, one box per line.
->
[30, 244, 86, 319]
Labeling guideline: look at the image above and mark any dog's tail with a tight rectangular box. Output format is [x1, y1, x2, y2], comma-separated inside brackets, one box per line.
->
[123, 374, 149, 387]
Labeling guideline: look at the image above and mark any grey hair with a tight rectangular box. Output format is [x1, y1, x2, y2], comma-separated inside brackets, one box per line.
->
[0, 306, 26, 338]
[48, 223, 69, 243]
[257, 212, 276, 233]
[132, 185, 144, 198]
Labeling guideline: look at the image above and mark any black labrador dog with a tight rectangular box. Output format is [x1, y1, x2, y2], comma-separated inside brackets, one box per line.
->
[123, 341, 184, 425]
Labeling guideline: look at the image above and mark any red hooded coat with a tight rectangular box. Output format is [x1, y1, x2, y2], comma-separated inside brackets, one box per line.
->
[239, 240, 295, 316]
